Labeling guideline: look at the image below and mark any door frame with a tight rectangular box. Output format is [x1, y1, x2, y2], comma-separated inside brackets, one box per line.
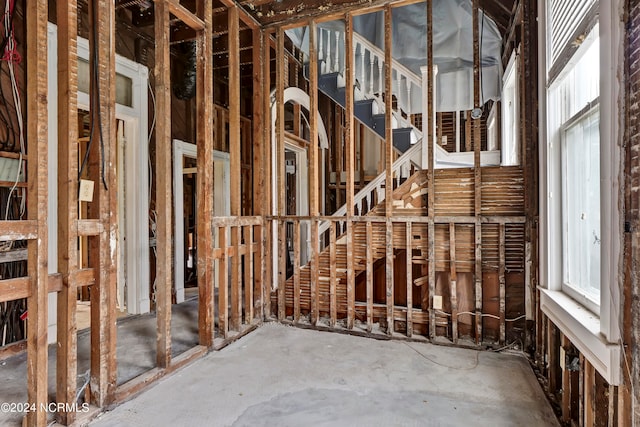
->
[172, 139, 230, 303]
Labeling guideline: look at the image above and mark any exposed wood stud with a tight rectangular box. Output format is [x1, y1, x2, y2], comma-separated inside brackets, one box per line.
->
[385, 220, 394, 335]
[561, 334, 571, 423]
[229, 5, 241, 217]
[293, 220, 301, 323]
[472, 0, 483, 346]
[276, 28, 286, 320]
[406, 222, 413, 337]
[88, 0, 117, 407]
[263, 30, 273, 318]
[384, 4, 393, 217]
[584, 358, 595, 427]
[450, 223, 458, 344]
[499, 223, 506, 344]
[278, 221, 286, 321]
[231, 226, 242, 330]
[154, 0, 172, 370]
[197, 0, 215, 348]
[56, 0, 79, 421]
[426, 0, 436, 341]
[366, 221, 374, 332]
[345, 12, 355, 330]
[245, 226, 255, 324]
[309, 19, 320, 326]
[330, 222, 337, 327]
[218, 226, 229, 337]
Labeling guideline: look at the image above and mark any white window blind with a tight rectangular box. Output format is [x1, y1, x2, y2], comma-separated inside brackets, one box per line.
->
[548, 0, 596, 65]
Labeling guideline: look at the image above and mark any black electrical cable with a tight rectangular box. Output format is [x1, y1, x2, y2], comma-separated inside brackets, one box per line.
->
[78, 3, 108, 190]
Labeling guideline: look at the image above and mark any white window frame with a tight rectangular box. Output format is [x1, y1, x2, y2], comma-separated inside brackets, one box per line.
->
[538, 0, 622, 385]
[501, 50, 519, 166]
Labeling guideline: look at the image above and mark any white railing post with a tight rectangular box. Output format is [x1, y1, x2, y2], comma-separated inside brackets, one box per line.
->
[378, 61, 383, 96]
[369, 55, 375, 95]
[420, 66, 429, 169]
[359, 44, 365, 93]
[318, 28, 324, 71]
[326, 29, 332, 74]
[334, 31, 340, 73]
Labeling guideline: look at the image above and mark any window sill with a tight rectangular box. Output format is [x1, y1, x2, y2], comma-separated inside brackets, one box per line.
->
[540, 289, 620, 385]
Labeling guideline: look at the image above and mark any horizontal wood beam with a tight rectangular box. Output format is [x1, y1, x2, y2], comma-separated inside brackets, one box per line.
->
[266, 215, 526, 224]
[0, 220, 38, 241]
[77, 219, 104, 236]
[0, 269, 95, 303]
[167, 0, 205, 31]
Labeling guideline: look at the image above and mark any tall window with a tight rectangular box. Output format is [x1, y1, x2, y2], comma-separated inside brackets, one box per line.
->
[548, 24, 600, 312]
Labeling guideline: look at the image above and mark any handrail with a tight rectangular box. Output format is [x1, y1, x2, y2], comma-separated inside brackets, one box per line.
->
[319, 139, 422, 237]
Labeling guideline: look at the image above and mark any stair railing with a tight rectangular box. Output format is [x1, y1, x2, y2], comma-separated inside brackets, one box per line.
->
[319, 138, 423, 239]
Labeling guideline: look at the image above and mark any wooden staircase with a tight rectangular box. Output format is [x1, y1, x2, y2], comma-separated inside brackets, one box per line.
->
[284, 170, 429, 318]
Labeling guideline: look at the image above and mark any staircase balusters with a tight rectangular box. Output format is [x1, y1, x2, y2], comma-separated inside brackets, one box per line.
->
[326, 29, 332, 74]
[318, 27, 324, 71]
[334, 31, 340, 73]
[359, 44, 365, 96]
[396, 71, 402, 111]
[377, 61, 383, 96]
[369, 56, 375, 95]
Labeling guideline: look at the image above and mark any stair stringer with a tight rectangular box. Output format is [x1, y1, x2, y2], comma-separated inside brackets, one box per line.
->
[283, 170, 429, 318]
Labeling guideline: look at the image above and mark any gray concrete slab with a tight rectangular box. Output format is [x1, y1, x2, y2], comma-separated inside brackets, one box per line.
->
[0, 298, 200, 426]
[90, 324, 559, 427]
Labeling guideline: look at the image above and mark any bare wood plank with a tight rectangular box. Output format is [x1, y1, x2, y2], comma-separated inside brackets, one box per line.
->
[262, 32, 273, 318]
[406, 222, 413, 337]
[345, 13, 355, 330]
[366, 221, 373, 332]
[584, 358, 595, 427]
[384, 5, 393, 217]
[154, 0, 172, 370]
[210, 216, 264, 227]
[218, 0, 262, 29]
[561, 334, 571, 423]
[426, 0, 436, 341]
[231, 226, 241, 330]
[0, 248, 27, 263]
[428, 221, 436, 339]
[167, 0, 205, 30]
[0, 220, 38, 241]
[197, 0, 215, 348]
[227, 5, 242, 331]
[89, 0, 118, 406]
[252, 28, 265, 218]
[229, 5, 241, 217]
[330, 222, 337, 327]
[450, 223, 458, 343]
[277, 221, 286, 321]
[276, 29, 286, 322]
[0, 339, 27, 361]
[255, 225, 264, 321]
[77, 219, 103, 236]
[48, 273, 62, 293]
[475, 222, 482, 344]
[293, 221, 301, 323]
[0, 277, 29, 302]
[499, 223, 506, 344]
[309, 20, 319, 326]
[218, 226, 229, 338]
[579, 353, 584, 427]
[385, 220, 393, 335]
[548, 319, 558, 393]
[245, 226, 254, 324]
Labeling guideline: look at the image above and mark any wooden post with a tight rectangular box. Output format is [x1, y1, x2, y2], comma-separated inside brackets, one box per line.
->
[276, 29, 286, 319]
[499, 223, 506, 344]
[154, 0, 172, 369]
[229, 5, 241, 332]
[218, 226, 229, 337]
[386, 220, 394, 335]
[278, 221, 286, 320]
[584, 358, 595, 427]
[89, 0, 117, 406]
[345, 13, 355, 329]
[309, 20, 320, 326]
[427, 0, 436, 341]
[56, 0, 79, 423]
[450, 223, 458, 343]
[263, 31, 273, 318]
[366, 221, 373, 332]
[293, 221, 301, 323]
[406, 222, 413, 337]
[231, 226, 242, 330]
[561, 334, 571, 423]
[196, 0, 215, 348]
[25, 0, 49, 423]
[384, 4, 393, 216]
[472, 0, 483, 346]
[245, 226, 254, 323]
[330, 222, 337, 327]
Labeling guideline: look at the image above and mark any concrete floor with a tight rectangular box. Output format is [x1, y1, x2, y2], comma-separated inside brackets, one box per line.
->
[90, 324, 559, 427]
[0, 297, 200, 426]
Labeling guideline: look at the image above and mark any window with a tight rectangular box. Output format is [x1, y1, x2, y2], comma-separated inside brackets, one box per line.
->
[549, 25, 600, 311]
[501, 51, 519, 165]
[539, 0, 622, 385]
[562, 107, 599, 309]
